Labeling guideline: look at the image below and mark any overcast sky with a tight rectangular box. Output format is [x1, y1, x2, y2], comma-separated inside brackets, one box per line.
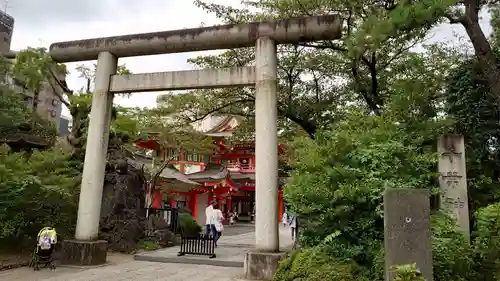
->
[4, 0, 493, 117]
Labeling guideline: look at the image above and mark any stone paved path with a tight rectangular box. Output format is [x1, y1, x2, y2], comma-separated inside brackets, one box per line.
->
[2, 261, 244, 281]
[0, 224, 292, 281]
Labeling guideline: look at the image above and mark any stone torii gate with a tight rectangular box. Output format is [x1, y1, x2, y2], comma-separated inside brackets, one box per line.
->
[50, 15, 341, 277]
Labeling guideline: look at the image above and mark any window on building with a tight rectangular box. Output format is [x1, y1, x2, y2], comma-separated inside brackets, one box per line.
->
[165, 148, 179, 160]
[186, 152, 200, 162]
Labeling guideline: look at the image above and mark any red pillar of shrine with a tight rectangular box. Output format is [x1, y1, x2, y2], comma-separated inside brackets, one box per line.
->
[217, 198, 222, 210]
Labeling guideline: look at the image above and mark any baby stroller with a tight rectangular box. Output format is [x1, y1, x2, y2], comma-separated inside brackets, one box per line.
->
[30, 227, 57, 271]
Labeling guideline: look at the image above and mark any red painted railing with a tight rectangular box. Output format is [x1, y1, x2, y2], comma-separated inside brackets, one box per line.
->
[224, 161, 255, 172]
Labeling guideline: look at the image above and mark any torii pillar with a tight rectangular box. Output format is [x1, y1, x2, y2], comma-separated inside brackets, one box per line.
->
[47, 15, 342, 277]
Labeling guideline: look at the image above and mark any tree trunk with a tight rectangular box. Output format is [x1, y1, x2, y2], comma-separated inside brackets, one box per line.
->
[462, 14, 500, 104]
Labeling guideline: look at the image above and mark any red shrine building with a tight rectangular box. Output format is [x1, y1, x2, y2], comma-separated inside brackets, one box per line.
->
[134, 116, 287, 225]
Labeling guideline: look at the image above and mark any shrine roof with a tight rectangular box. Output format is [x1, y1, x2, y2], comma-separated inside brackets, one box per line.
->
[230, 172, 255, 180]
[185, 164, 228, 181]
[134, 138, 161, 150]
[1, 132, 50, 149]
[129, 154, 200, 185]
[204, 116, 236, 134]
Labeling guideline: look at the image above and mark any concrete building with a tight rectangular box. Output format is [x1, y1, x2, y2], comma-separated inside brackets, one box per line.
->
[13, 70, 65, 130]
[59, 115, 71, 136]
[0, 10, 66, 133]
[0, 10, 13, 53]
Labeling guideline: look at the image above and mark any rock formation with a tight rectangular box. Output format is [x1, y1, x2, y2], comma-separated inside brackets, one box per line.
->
[98, 140, 175, 253]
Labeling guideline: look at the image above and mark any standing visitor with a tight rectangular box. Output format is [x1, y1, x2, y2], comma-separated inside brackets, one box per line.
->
[213, 203, 224, 246]
[205, 200, 217, 236]
[282, 212, 288, 227]
[289, 214, 297, 241]
[229, 211, 236, 225]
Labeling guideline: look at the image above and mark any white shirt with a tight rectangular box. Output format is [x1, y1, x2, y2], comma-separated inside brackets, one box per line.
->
[289, 216, 297, 228]
[205, 205, 214, 225]
[213, 209, 224, 231]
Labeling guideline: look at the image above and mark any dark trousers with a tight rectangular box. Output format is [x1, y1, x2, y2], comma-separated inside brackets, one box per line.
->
[205, 224, 215, 236]
[205, 224, 221, 245]
[214, 231, 221, 244]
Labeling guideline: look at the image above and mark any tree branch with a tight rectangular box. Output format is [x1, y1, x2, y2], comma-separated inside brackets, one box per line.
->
[280, 109, 317, 138]
[298, 42, 347, 52]
[445, 12, 466, 24]
[47, 79, 70, 108]
[351, 64, 381, 115]
[230, 49, 245, 66]
[296, 0, 313, 17]
[187, 99, 254, 123]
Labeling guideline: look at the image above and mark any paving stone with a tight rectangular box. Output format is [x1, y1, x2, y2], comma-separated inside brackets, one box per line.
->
[0, 224, 294, 281]
[40, 261, 242, 281]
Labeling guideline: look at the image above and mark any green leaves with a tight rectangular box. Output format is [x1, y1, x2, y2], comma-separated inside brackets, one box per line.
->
[12, 47, 62, 94]
[285, 109, 440, 266]
[390, 263, 426, 281]
[0, 145, 81, 248]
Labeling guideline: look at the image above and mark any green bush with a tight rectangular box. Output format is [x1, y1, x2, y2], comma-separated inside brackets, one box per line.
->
[473, 203, 500, 281]
[273, 246, 368, 281]
[137, 240, 162, 251]
[285, 112, 439, 267]
[177, 212, 202, 236]
[363, 214, 476, 281]
[391, 264, 425, 281]
[0, 145, 81, 250]
[273, 250, 300, 281]
[431, 213, 475, 281]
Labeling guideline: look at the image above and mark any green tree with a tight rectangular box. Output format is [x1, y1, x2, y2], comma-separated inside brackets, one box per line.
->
[155, 0, 441, 138]
[286, 110, 440, 266]
[0, 58, 29, 139]
[360, 0, 500, 102]
[0, 145, 81, 249]
[0, 49, 58, 149]
[281, 40, 460, 279]
[445, 51, 500, 224]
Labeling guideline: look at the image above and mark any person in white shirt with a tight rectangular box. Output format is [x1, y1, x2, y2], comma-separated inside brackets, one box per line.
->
[282, 212, 288, 227]
[289, 214, 297, 241]
[212, 203, 224, 246]
[205, 200, 217, 235]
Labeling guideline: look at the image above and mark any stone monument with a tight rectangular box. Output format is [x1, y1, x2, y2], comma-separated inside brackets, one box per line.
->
[384, 188, 433, 281]
[437, 134, 470, 238]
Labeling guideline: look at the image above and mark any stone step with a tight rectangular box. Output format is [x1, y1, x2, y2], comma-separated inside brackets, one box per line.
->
[134, 254, 244, 268]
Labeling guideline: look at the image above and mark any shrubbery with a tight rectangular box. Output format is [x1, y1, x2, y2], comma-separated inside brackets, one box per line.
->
[279, 110, 500, 280]
[273, 247, 369, 281]
[276, 210, 500, 281]
[472, 203, 500, 281]
[177, 212, 202, 236]
[285, 112, 440, 270]
[0, 145, 81, 250]
[431, 213, 475, 281]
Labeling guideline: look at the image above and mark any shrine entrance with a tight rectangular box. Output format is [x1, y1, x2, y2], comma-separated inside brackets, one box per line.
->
[47, 15, 342, 270]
